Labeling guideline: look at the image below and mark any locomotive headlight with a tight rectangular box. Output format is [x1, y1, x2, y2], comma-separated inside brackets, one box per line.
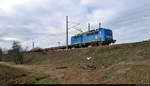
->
[106, 36, 112, 38]
[95, 36, 98, 39]
[101, 38, 105, 41]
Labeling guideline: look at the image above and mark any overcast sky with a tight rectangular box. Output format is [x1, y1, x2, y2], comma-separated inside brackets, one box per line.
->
[0, 0, 150, 50]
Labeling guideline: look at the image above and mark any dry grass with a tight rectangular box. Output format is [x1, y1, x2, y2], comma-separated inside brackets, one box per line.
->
[0, 63, 59, 84]
[1, 40, 150, 84]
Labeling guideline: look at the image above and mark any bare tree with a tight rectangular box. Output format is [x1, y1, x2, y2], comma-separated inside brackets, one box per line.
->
[11, 41, 24, 64]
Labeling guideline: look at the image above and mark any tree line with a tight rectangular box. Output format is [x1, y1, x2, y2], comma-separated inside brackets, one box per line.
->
[0, 41, 24, 64]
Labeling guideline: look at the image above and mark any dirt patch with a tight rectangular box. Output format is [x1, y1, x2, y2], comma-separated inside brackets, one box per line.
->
[56, 66, 68, 69]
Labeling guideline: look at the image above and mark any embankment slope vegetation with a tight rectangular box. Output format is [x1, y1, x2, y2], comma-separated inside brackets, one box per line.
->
[1, 40, 150, 84]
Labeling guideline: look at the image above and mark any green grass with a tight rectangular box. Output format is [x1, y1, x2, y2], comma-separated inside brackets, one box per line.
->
[38, 77, 59, 84]
[29, 72, 59, 84]
[0, 64, 59, 84]
[103, 66, 117, 80]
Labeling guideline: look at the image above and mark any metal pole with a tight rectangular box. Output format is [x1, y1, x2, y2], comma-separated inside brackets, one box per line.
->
[33, 42, 34, 49]
[66, 16, 69, 49]
[88, 23, 90, 32]
[99, 22, 101, 29]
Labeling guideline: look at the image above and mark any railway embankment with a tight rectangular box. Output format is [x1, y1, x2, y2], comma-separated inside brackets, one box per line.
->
[1, 40, 150, 84]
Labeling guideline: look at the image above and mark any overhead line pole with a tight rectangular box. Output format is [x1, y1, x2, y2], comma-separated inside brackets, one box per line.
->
[32, 42, 35, 49]
[66, 16, 69, 50]
[88, 23, 90, 32]
[99, 22, 101, 29]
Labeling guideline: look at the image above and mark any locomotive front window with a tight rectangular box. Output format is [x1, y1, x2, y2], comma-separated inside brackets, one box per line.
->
[106, 30, 112, 34]
[75, 35, 82, 38]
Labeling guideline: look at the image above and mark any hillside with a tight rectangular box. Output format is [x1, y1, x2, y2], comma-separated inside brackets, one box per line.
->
[0, 63, 59, 84]
[1, 40, 150, 84]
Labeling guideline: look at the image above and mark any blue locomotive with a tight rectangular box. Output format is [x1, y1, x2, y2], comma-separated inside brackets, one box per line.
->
[70, 28, 116, 48]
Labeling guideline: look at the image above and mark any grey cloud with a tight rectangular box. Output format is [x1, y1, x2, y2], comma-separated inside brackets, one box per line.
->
[0, 0, 150, 49]
[108, 4, 150, 43]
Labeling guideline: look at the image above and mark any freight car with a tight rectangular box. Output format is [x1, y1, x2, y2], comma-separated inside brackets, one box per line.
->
[70, 28, 116, 48]
[27, 28, 116, 52]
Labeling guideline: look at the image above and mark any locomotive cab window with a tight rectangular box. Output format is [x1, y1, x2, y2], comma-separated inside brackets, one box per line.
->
[106, 30, 112, 33]
[75, 35, 82, 38]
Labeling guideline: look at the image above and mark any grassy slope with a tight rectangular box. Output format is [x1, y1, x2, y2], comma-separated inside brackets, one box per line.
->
[24, 40, 150, 66]
[23, 40, 150, 83]
[0, 64, 59, 84]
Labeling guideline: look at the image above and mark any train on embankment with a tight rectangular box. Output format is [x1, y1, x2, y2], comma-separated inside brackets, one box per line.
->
[70, 28, 116, 48]
[29, 27, 116, 52]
